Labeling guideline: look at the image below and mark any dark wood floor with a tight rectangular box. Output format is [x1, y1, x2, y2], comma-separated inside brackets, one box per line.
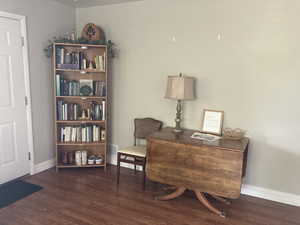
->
[0, 165, 299, 225]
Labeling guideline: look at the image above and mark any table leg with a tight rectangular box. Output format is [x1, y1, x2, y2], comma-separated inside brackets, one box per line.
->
[194, 191, 226, 218]
[162, 186, 177, 191]
[210, 194, 231, 205]
[155, 187, 186, 200]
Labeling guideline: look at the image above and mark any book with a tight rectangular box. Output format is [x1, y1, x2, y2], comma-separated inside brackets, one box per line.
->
[82, 127, 86, 142]
[56, 74, 60, 96]
[55, 48, 61, 66]
[71, 127, 76, 142]
[101, 129, 105, 141]
[102, 101, 105, 120]
[103, 52, 106, 71]
[191, 132, 221, 142]
[60, 48, 64, 64]
[59, 125, 103, 143]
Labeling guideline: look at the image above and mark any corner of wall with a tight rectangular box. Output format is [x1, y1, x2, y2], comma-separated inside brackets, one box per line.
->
[33, 159, 55, 175]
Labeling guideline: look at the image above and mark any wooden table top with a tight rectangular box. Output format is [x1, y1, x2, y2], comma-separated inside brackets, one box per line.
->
[148, 127, 249, 152]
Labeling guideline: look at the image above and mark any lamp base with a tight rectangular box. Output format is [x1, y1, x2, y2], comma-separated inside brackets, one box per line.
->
[173, 128, 183, 133]
[174, 100, 183, 133]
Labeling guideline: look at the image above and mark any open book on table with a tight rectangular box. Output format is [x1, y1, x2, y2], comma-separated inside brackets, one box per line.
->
[191, 132, 221, 142]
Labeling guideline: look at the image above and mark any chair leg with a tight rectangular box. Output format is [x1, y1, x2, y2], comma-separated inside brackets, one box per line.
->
[142, 158, 146, 191]
[134, 164, 137, 174]
[117, 152, 121, 186]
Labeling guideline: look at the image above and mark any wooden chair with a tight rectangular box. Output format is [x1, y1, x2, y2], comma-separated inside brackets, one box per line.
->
[117, 118, 163, 190]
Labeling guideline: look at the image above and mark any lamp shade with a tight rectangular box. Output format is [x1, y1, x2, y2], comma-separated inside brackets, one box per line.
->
[165, 75, 195, 100]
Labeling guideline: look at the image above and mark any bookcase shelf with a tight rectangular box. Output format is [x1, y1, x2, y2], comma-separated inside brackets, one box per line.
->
[56, 120, 105, 124]
[55, 43, 107, 48]
[57, 163, 105, 168]
[56, 69, 105, 73]
[56, 96, 106, 100]
[53, 43, 109, 170]
[57, 142, 106, 146]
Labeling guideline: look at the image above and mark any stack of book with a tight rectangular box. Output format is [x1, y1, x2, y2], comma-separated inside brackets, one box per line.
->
[56, 75, 80, 96]
[56, 75, 106, 97]
[91, 102, 105, 120]
[56, 47, 80, 70]
[57, 101, 105, 121]
[56, 47, 106, 71]
[94, 54, 106, 71]
[59, 125, 105, 143]
[57, 101, 80, 120]
[94, 81, 106, 96]
[55, 47, 65, 65]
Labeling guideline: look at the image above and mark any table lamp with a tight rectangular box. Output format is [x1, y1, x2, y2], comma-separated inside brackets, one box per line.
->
[165, 73, 195, 133]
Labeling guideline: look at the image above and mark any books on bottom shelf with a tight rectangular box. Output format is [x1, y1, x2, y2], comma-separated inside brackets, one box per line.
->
[59, 125, 105, 143]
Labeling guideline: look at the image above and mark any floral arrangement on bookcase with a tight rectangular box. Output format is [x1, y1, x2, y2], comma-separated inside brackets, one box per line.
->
[45, 24, 117, 59]
[44, 33, 116, 58]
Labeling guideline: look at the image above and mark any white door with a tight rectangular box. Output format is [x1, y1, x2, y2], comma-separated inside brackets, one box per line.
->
[0, 16, 30, 184]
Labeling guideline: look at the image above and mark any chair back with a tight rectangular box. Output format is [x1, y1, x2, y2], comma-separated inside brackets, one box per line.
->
[134, 118, 163, 145]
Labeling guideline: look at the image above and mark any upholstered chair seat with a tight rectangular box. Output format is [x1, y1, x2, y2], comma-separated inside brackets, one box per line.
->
[118, 145, 146, 158]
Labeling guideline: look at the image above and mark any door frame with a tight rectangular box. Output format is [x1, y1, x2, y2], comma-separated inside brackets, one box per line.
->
[0, 11, 35, 175]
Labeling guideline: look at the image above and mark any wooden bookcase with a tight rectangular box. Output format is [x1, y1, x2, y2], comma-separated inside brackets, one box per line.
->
[53, 43, 108, 170]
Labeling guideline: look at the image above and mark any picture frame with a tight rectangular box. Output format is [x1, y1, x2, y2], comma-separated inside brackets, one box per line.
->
[201, 109, 224, 136]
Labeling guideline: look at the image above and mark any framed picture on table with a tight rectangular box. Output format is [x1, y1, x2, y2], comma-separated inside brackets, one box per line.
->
[201, 109, 224, 136]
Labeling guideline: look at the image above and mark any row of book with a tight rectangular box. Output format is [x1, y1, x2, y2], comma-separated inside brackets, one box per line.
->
[55, 47, 106, 71]
[59, 125, 105, 143]
[56, 48, 79, 69]
[94, 55, 105, 71]
[57, 101, 105, 121]
[94, 80, 106, 96]
[56, 75, 106, 97]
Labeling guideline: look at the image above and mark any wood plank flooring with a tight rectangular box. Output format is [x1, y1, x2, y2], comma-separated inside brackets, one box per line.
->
[0, 165, 299, 225]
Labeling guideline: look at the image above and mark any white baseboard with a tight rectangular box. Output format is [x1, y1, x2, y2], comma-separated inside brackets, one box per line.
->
[33, 158, 55, 175]
[241, 184, 300, 207]
[108, 144, 118, 165]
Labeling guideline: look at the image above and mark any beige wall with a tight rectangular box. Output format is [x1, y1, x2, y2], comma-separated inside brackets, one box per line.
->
[76, 0, 300, 195]
[0, 0, 75, 164]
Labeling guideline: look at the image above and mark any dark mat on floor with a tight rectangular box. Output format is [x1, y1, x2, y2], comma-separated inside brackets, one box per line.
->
[0, 180, 42, 209]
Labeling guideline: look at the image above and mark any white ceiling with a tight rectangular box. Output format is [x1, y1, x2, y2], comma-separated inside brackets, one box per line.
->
[53, 0, 143, 8]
